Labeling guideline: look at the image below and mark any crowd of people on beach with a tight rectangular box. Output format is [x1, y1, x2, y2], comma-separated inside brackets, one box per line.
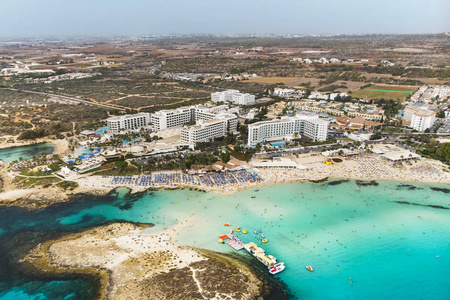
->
[108, 170, 264, 189]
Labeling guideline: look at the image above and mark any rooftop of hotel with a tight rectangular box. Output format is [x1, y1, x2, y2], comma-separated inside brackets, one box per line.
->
[107, 112, 149, 120]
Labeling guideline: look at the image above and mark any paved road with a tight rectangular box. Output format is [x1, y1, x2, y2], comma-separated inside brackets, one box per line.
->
[3, 88, 126, 111]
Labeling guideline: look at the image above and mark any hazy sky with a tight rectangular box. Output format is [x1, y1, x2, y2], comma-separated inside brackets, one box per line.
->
[0, 0, 448, 37]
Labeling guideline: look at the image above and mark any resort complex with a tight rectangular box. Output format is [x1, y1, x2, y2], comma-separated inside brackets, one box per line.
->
[0, 29, 449, 300]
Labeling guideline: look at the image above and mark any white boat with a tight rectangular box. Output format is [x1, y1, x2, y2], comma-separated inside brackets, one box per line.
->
[269, 263, 285, 275]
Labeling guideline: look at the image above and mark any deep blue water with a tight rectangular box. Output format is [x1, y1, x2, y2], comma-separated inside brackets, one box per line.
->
[0, 180, 449, 299]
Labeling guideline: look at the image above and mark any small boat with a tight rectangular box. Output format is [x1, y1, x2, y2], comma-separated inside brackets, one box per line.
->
[269, 263, 285, 275]
[224, 223, 231, 227]
[269, 262, 284, 268]
[235, 226, 241, 232]
[268, 255, 277, 260]
[218, 239, 224, 243]
[306, 266, 314, 272]
[251, 196, 256, 198]
[254, 231, 257, 234]
[261, 234, 265, 238]
[262, 239, 268, 243]
[254, 189, 259, 192]
[242, 230, 247, 234]
[258, 229, 262, 233]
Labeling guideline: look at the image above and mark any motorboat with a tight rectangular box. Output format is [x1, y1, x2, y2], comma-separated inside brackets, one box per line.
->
[269, 263, 285, 275]
[261, 234, 265, 238]
[270, 262, 284, 268]
[306, 266, 314, 272]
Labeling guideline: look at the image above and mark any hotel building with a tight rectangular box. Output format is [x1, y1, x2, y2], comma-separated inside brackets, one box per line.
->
[211, 90, 240, 103]
[211, 90, 255, 105]
[150, 105, 237, 133]
[410, 110, 436, 131]
[106, 113, 150, 133]
[181, 114, 237, 145]
[248, 115, 329, 146]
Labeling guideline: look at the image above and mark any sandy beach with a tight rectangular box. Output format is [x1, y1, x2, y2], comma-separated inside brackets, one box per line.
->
[1, 152, 449, 209]
[74, 153, 450, 197]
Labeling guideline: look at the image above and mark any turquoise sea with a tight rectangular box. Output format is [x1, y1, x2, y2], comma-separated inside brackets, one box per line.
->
[0, 143, 55, 163]
[0, 180, 449, 299]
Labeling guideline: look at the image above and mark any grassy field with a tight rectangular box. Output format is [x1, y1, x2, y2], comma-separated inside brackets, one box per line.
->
[350, 84, 418, 100]
[368, 84, 418, 92]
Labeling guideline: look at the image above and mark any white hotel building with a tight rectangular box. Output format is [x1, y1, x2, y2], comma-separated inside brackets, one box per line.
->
[248, 115, 329, 146]
[232, 93, 256, 105]
[211, 90, 255, 105]
[106, 113, 150, 133]
[410, 110, 436, 131]
[211, 90, 240, 103]
[150, 105, 237, 136]
[181, 114, 237, 145]
[150, 107, 194, 132]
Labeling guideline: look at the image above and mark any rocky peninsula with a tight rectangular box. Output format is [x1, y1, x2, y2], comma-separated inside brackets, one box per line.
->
[21, 221, 287, 300]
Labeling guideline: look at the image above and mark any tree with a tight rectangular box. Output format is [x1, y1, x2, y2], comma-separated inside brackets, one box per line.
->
[436, 111, 445, 118]
[115, 161, 128, 173]
[219, 152, 230, 163]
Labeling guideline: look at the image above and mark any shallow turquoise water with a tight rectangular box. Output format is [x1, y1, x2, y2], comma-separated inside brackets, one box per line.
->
[0, 143, 55, 163]
[0, 180, 449, 299]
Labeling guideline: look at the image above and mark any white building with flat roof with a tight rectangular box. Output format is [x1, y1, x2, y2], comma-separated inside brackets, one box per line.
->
[410, 110, 436, 131]
[150, 105, 237, 133]
[232, 93, 256, 105]
[181, 114, 237, 145]
[150, 107, 193, 132]
[248, 114, 329, 146]
[211, 90, 240, 103]
[273, 88, 295, 97]
[106, 113, 150, 133]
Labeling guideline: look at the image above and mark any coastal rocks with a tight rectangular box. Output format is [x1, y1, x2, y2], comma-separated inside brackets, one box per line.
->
[309, 177, 328, 183]
[328, 179, 350, 186]
[430, 187, 450, 194]
[22, 222, 286, 300]
[396, 184, 423, 191]
[5, 188, 70, 209]
[355, 180, 379, 187]
[394, 200, 449, 210]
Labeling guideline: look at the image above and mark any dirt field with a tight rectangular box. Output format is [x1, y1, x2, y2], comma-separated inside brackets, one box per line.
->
[245, 77, 298, 84]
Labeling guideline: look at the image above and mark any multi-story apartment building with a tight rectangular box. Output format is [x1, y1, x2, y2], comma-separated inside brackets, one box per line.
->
[150, 107, 193, 132]
[410, 110, 436, 131]
[106, 113, 150, 133]
[211, 90, 255, 105]
[211, 90, 240, 103]
[181, 114, 237, 145]
[232, 93, 256, 105]
[403, 103, 429, 122]
[150, 105, 237, 133]
[247, 115, 329, 146]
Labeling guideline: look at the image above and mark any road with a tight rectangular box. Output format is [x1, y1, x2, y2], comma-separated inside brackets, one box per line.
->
[3, 88, 126, 112]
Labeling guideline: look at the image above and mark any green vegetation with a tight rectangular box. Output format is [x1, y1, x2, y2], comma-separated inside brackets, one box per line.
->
[363, 88, 413, 94]
[58, 181, 79, 191]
